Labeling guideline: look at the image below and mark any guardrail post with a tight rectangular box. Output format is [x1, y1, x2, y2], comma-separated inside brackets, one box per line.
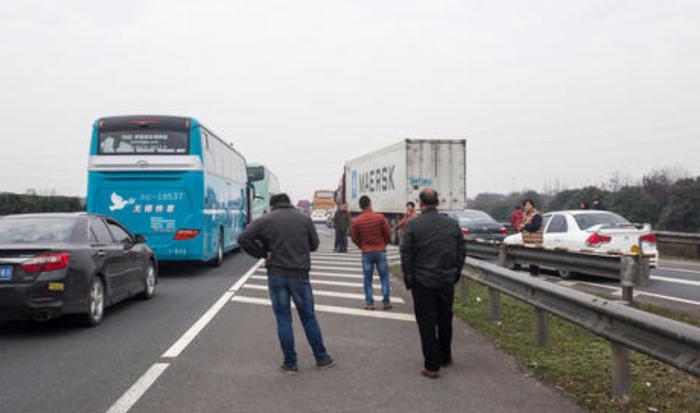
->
[535, 308, 549, 348]
[498, 244, 508, 268]
[611, 341, 631, 400]
[488, 287, 501, 320]
[620, 257, 636, 305]
[459, 275, 468, 303]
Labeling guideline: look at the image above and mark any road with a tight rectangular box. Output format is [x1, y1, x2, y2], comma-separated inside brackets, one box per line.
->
[0, 227, 583, 413]
[0, 251, 257, 413]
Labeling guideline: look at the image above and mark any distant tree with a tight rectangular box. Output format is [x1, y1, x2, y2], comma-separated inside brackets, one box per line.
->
[658, 178, 700, 232]
[0, 192, 83, 215]
[608, 186, 658, 224]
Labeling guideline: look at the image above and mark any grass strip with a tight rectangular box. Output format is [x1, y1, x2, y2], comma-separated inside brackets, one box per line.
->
[390, 265, 700, 413]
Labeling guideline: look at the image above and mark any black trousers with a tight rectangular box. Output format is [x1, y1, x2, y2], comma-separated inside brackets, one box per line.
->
[411, 285, 454, 371]
[334, 228, 348, 252]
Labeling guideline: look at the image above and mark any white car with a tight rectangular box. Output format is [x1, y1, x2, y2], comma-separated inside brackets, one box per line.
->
[310, 209, 329, 223]
[504, 210, 659, 277]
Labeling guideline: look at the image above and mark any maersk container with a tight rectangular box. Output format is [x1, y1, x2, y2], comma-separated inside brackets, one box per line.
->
[343, 139, 467, 223]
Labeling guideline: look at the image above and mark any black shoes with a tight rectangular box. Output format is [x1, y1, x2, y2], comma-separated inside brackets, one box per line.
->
[317, 357, 336, 369]
[280, 364, 299, 375]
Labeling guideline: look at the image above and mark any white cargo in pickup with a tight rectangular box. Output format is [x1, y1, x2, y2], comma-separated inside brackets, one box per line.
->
[343, 139, 466, 223]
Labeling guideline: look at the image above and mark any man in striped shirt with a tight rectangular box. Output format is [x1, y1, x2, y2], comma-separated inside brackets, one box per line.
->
[350, 195, 393, 311]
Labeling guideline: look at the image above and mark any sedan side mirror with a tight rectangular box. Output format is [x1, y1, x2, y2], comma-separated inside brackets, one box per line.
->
[134, 234, 147, 244]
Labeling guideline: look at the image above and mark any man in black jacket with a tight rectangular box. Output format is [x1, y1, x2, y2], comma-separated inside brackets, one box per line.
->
[400, 188, 466, 379]
[239, 193, 334, 374]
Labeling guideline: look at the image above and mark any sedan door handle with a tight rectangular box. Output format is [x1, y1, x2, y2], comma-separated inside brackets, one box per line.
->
[97, 250, 106, 257]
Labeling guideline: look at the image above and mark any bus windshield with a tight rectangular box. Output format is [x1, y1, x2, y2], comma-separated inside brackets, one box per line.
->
[98, 131, 189, 155]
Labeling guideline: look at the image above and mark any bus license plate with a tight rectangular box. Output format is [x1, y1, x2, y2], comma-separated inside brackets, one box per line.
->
[0, 265, 13, 281]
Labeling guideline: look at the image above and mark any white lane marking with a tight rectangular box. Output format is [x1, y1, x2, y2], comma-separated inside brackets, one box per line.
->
[105, 363, 169, 413]
[161, 259, 265, 359]
[650, 275, 700, 287]
[232, 295, 415, 321]
[241, 284, 406, 303]
[312, 265, 369, 271]
[250, 275, 378, 289]
[656, 266, 700, 275]
[575, 281, 700, 306]
[255, 270, 375, 280]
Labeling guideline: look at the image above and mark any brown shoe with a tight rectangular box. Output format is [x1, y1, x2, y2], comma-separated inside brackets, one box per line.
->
[382, 302, 392, 311]
[364, 304, 375, 311]
[421, 370, 440, 379]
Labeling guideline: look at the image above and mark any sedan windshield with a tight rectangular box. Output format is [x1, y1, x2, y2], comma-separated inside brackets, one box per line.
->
[574, 212, 630, 230]
[0, 218, 78, 244]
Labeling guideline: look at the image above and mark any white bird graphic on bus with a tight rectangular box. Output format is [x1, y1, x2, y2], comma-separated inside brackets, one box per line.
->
[109, 192, 136, 211]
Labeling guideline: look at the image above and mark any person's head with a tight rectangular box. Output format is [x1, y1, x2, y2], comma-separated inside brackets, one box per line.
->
[580, 200, 589, 209]
[514, 205, 522, 211]
[269, 193, 291, 210]
[593, 196, 601, 205]
[418, 188, 439, 212]
[359, 195, 372, 210]
[522, 199, 536, 212]
[406, 201, 415, 212]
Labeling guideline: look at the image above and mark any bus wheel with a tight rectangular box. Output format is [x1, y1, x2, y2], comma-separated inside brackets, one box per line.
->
[210, 231, 224, 267]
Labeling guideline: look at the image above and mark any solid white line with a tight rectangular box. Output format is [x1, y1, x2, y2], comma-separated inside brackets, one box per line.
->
[656, 266, 700, 275]
[250, 275, 373, 289]
[575, 280, 700, 306]
[256, 270, 375, 280]
[232, 295, 415, 321]
[105, 363, 170, 413]
[312, 265, 368, 271]
[161, 259, 265, 358]
[241, 284, 406, 303]
[650, 275, 700, 287]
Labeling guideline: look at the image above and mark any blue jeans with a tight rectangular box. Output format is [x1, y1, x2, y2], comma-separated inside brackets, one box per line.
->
[267, 275, 330, 367]
[362, 251, 391, 305]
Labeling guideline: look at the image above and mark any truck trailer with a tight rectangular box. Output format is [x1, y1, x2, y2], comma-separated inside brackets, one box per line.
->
[339, 139, 467, 226]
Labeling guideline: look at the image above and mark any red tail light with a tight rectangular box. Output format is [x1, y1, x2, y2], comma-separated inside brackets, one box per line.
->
[174, 229, 200, 240]
[499, 228, 508, 234]
[640, 233, 657, 243]
[21, 253, 71, 273]
[586, 233, 612, 247]
[461, 228, 470, 235]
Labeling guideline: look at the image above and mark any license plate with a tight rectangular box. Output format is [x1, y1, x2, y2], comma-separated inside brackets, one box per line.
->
[0, 265, 13, 281]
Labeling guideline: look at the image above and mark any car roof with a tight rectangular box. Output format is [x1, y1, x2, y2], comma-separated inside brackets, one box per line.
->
[443, 209, 489, 214]
[546, 210, 616, 216]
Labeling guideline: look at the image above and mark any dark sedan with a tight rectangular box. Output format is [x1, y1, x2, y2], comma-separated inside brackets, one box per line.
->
[0, 213, 157, 326]
[443, 209, 508, 241]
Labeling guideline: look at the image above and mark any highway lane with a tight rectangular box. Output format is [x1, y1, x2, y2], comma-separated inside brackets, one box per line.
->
[0, 251, 257, 413]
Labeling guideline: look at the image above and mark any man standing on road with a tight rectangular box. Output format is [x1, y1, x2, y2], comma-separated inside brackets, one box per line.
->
[592, 196, 606, 210]
[351, 195, 393, 311]
[401, 188, 466, 379]
[239, 193, 334, 375]
[333, 202, 352, 253]
[395, 201, 418, 245]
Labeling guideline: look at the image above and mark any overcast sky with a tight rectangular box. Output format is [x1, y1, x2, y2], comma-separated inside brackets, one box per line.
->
[1, 0, 699, 202]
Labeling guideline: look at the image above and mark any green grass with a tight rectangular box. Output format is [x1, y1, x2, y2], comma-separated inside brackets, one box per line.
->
[390, 265, 700, 413]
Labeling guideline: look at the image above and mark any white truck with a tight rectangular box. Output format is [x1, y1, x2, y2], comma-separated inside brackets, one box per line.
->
[340, 139, 467, 226]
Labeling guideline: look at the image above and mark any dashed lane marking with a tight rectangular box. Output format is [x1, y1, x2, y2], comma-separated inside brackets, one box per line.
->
[232, 295, 415, 321]
[650, 275, 700, 287]
[250, 275, 374, 289]
[241, 284, 406, 303]
[105, 363, 170, 413]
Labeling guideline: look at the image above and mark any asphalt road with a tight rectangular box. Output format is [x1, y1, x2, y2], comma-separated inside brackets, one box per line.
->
[0, 250, 257, 413]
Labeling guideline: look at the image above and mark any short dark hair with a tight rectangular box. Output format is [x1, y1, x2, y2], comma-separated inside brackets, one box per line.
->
[406, 201, 415, 208]
[514, 205, 522, 210]
[419, 189, 439, 207]
[522, 198, 536, 208]
[270, 193, 291, 209]
[359, 195, 371, 210]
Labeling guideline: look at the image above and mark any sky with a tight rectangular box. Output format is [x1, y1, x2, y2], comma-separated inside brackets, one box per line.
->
[1, 0, 699, 202]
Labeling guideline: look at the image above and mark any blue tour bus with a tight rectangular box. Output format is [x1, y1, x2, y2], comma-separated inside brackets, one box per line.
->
[86, 115, 250, 266]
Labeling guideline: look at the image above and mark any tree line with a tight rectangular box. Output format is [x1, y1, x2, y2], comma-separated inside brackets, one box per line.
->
[470, 170, 700, 232]
[0, 192, 84, 216]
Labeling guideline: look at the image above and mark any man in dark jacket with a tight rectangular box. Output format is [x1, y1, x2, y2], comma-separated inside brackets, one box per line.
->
[239, 193, 334, 374]
[333, 203, 352, 253]
[400, 188, 466, 379]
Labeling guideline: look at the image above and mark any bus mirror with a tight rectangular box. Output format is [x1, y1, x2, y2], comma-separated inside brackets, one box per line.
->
[135, 234, 147, 244]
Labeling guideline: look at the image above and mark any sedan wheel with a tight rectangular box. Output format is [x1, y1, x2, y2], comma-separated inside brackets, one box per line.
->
[558, 269, 573, 279]
[83, 277, 105, 327]
[139, 263, 157, 299]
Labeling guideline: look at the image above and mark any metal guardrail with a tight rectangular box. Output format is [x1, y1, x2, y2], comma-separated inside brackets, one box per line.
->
[464, 238, 651, 284]
[656, 231, 700, 245]
[460, 257, 700, 400]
